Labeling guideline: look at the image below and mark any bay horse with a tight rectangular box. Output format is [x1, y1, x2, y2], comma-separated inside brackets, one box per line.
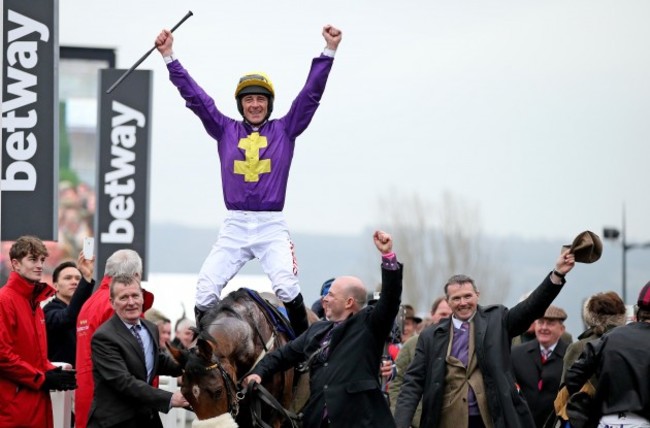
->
[169, 289, 304, 428]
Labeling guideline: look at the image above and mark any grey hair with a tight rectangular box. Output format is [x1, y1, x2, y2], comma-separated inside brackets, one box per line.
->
[351, 286, 367, 307]
[109, 274, 140, 299]
[175, 317, 196, 333]
[104, 249, 142, 278]
[444, 274, 478, 297]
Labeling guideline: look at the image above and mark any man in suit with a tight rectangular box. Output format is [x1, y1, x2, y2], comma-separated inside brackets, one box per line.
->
[511, 305, 569, 428]
[76, 249, 155, 428]
[243, 230, 402, 428]
[87, 275, 188, 428]
[394, 249, 575, 428]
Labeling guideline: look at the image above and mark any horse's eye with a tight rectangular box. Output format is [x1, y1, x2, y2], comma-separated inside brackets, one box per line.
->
[211, 386, 224, 399]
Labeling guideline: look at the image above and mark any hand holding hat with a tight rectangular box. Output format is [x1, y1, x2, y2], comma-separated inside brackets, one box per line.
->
[565, 231, 603, 264]
[555, 250, 576, 278]
[554, 231, 602, 279]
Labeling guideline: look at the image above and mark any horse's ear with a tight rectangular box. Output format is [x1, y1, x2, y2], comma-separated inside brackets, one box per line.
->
[196, 337, 217, 361]
[190, 326, 200, 341]
[167, 342, 187, 367]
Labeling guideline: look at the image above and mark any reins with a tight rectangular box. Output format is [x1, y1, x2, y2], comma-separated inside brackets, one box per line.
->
[202, 333, 299, 428]
[246, 381, 302, 428]
[199, 292, 300, 427]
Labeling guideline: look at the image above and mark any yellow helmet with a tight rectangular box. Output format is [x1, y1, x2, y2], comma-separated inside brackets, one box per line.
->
[235, 72, 275, 119]
[235, 72, 275, 98]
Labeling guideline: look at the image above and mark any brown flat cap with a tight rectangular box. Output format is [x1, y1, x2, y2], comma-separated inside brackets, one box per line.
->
[567, 230, 603, 264]
[403, 305, 423, 324]
[541, 305, 567, 321]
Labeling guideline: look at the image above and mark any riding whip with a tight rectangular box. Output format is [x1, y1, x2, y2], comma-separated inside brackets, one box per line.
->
[106, 10, 193, 94]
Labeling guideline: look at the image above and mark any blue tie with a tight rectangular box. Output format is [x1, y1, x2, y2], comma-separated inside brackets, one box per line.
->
[131, 325, 145, 355]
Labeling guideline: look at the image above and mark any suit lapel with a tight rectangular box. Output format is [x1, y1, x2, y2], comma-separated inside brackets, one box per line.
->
[552, 339, 567, 360]
[473, 309, 487, 358]
[525, 340, 543, 371]
[111, 315, 147, 369]
[328, 311, 356, 353]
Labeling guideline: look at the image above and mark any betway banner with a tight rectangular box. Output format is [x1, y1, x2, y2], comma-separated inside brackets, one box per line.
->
[97, 69, 152, 280]
[1, 0, 58, 240]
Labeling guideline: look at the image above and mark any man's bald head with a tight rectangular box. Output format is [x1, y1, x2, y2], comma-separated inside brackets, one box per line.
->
[337, 276, 367, 307]
[323, 276, 367, 321]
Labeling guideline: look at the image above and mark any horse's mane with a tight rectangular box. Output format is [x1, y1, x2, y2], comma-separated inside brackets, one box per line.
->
[200, 288, 254, 330]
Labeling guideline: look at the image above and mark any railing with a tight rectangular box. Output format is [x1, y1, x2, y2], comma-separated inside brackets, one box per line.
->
[50, 375, 193, 428]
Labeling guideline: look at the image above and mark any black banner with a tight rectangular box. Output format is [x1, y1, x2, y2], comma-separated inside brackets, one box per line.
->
[1, 0, 58, 240]
[96, 69, 152, 280]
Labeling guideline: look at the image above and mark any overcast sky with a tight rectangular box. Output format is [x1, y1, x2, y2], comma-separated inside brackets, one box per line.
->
[59, 0, 650, 244]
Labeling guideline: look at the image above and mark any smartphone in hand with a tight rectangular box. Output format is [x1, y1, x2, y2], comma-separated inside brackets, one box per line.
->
[83, 237, 94, 260]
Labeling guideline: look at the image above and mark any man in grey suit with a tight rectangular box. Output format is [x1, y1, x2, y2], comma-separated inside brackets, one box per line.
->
[87, 275, 188, 428]
[243, 230, 402, 428]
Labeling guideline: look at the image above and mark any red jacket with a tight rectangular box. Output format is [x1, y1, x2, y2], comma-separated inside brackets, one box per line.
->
[75, 276, 154, 428]
[0, 272, 57, 428]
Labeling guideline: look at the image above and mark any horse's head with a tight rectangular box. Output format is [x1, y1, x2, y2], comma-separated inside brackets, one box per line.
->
[183, 289, 301, 427]
[169, 335, 241, 421]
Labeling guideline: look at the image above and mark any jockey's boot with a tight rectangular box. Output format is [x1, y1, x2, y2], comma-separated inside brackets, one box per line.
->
[284, 293, 309, 336]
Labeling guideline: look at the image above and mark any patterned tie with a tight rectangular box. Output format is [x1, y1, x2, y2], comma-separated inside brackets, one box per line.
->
[130, 325, 145, 354]
[538, 349, 551, 391]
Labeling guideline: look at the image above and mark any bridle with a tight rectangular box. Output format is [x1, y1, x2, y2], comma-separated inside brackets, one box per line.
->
[203, 356, 243, 418]
[201, 356, 301, 428]
[195, 293, 299, 426]
[198, 325, 276, 419]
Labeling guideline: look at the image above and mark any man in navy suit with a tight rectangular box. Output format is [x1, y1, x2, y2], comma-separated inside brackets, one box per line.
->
[511, 306, 569, 428]
[87, 275, 188, 428]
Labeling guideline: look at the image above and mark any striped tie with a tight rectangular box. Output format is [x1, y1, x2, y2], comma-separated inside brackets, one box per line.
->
[538, 349, 551, 391]
[131, 325, 145, 354]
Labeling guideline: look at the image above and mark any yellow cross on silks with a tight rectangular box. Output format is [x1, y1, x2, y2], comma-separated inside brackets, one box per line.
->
[233, 132, 271, 182]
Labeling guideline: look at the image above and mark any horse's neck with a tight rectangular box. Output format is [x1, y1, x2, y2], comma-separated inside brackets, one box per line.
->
[209, 302, 276, 379]
[223, 338, 274, 382]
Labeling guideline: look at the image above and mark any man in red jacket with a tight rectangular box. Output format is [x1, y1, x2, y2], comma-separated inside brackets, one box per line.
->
[0, 236, 77, 428]
[75, 249, 154, 428]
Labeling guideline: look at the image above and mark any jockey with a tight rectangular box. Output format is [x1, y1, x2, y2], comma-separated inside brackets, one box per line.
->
[155, 25, 343, 336]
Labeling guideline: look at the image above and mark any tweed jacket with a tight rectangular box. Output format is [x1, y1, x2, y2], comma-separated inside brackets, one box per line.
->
[394, 273, 564, 428]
